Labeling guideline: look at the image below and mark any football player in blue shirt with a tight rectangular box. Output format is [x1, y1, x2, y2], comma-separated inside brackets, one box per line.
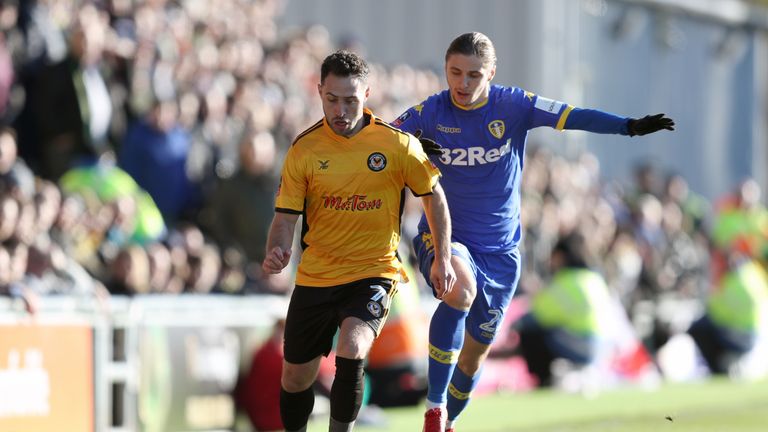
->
[393, 32, 674, 432]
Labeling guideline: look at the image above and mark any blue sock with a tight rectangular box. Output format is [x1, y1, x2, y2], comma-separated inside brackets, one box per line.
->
[426, 303, 468, 404]
[447, 367, 481, 421]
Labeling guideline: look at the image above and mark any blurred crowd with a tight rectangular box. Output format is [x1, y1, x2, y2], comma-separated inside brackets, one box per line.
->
[0, 0, 440, 304]
[1, 0, 767, 385]
[518, 149, 712, 328]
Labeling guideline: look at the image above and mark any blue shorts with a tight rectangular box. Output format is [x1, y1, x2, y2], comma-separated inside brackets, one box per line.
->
[412, 232, 521, 345]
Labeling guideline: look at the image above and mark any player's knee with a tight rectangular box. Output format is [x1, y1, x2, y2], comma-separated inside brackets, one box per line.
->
[445, 276, 476, 310]
[457, 262, 477, 291]
[335, 341, 370, 360]
[281, 363, 315, 392]
[336, 319, 375, 359]
[460, 287, 477, 309]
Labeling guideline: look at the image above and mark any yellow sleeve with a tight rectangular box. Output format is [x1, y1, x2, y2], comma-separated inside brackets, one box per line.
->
[275, 145, 308, 213]
[403, 134, 440, 196]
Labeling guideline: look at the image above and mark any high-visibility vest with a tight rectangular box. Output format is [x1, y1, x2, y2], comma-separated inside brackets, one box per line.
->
[60, 165, 166, 244]
[708, 260, 768, 332]
[712, 206, 768, 257]
[531, 268, 612, 336]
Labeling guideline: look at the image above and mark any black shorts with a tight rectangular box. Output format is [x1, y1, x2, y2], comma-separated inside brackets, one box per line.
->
[283, 277, 397, 364]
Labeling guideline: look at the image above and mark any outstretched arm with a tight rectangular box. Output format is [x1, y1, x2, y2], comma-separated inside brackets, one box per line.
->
[262, 212, 300, 274]
[420, 183, 456, 298]
[563, 108, 675, 136]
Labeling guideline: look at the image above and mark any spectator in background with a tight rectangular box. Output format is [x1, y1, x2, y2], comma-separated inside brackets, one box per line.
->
[8, 0, 59, 168]
[0, 194, 19, 243]
[711, 178, 768, 270]
[632, 193, 667, 301]
[58, 162, 167, 247]
[603, 227, 643, 308]
[119, 97, 200, 224]
[3, 237, 27, 292]
[656, 201, 708, 299]
[1, 236, 37, 313]
[146, 241, 182, 294]
[215, 246, 247, 294]
[14, 198, 36, 245]
[33, 180, 61, 238]
[687, 254, 768, 376]
[627, 161, 663, 208]
[0, 244, 10, 289]
[0, 23, 15, 120]
[516, 234, 613, 387]
[31, 4, 114, 180]
[184, 242, 221, 294]
[0, 126, 35, 200]
[206, 129, 279, 273]
[188, 85, 244, 196]
[662, 173, 710, 234]
[163, 230, 191, 295]
[97, 194, 138, 260]
[25, 241, 69, 294]
[105, 244, 150, 295]
[236, 318, 286, 432]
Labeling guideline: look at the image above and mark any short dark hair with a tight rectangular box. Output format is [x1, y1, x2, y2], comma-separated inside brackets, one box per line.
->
[320, 50, 369, 84]
[552, 233, 590, 269]
[445, 32, 497, 66]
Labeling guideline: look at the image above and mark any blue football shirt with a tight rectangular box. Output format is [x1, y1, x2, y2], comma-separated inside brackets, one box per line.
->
[394, 84, 628, 253]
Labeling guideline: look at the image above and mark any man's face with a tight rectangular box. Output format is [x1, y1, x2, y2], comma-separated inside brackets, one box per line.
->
[445, 53, 496, 108]
[318, 73, 370, 137]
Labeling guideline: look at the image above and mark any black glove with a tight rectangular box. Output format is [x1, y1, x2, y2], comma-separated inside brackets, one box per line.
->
[627, 113, 675, 136]
[414, 129, 443, 156]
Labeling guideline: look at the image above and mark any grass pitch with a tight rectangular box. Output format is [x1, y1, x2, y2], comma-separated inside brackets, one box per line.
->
[309, 377, 768, 431]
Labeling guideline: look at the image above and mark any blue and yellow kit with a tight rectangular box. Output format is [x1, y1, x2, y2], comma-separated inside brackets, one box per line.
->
[394, 84, 629, 254]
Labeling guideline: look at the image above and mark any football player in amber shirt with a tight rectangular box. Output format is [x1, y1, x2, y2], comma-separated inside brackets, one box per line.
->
[262, 51, 456, 432]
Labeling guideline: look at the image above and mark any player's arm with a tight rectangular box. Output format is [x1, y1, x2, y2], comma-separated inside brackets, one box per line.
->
[420, 182, 456, 298]
[564, 109, 675, 136]
[525, 92, 674, 136]
[264, 142, 307, 275]
[262, 211, 299, 274]
[391, 105, 422, 134]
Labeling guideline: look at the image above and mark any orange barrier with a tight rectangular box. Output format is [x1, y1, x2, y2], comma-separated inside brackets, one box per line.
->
[0, 324, 94, 432]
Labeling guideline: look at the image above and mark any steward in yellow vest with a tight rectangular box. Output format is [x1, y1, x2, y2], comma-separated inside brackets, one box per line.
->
[687, 257, 768, 374]
[517, 234, 613, 387]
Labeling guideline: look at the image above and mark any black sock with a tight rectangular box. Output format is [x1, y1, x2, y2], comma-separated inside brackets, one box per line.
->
[330, 356, 365, 423]
[280, 386, 314, 431]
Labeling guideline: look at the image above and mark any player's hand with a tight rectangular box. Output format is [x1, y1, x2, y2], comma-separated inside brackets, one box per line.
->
[429, 257, 456, 300]
[262, 246, 292, 275]
[627, 113, 675, 136]
[414, 129, 443, 156]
